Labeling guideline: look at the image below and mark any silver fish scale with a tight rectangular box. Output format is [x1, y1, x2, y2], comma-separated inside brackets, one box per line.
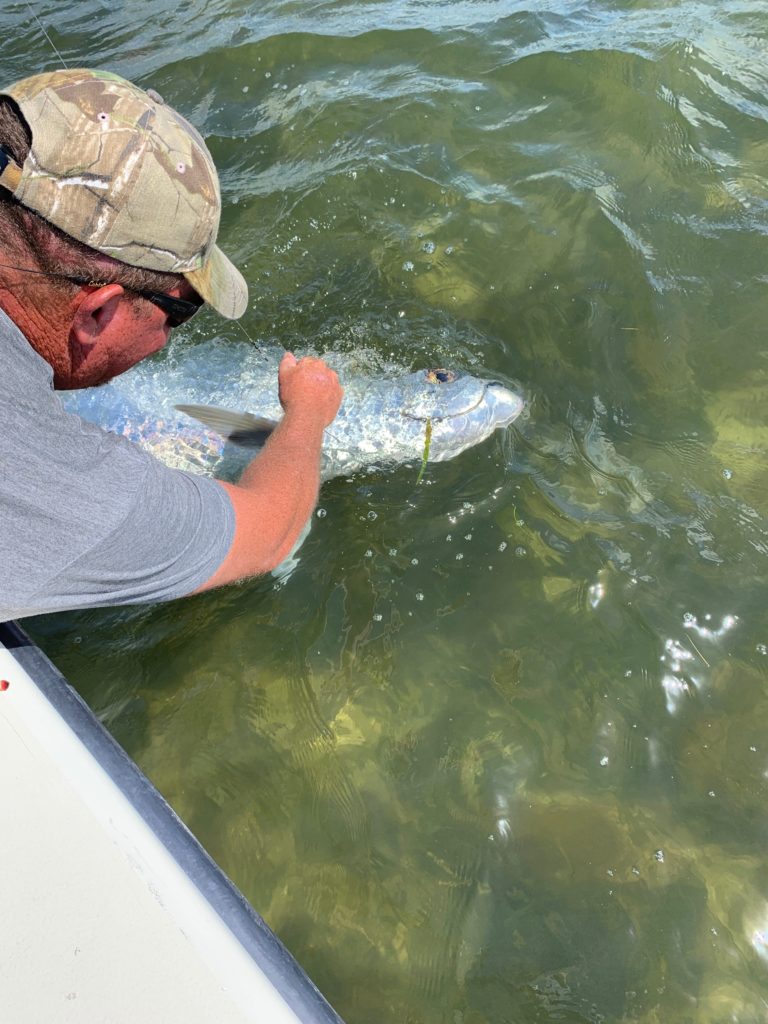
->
[62, 340, 524, 479]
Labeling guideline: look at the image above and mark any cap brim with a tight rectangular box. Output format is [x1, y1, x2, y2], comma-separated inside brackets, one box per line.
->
[185, 244, 248, 320]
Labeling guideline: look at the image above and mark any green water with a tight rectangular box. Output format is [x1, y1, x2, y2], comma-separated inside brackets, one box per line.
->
[9, 2, 768, 1020]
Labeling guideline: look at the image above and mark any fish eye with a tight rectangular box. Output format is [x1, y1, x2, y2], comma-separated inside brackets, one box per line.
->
[425, 368, 457, 384]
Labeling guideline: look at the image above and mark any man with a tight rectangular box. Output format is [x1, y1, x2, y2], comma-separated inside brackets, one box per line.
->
[0, 68, 342, 622]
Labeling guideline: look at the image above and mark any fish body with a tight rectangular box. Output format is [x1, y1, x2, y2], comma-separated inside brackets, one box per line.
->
[62, 339, 524, 479]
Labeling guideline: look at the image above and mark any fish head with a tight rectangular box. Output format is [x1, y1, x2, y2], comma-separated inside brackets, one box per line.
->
[399, 368, 524, 461]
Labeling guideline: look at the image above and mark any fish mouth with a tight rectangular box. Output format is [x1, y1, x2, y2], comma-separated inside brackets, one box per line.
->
[485, 381, 525, 425]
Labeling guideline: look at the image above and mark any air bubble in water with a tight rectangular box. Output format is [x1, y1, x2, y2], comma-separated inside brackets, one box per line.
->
[316, 508, 327, 518]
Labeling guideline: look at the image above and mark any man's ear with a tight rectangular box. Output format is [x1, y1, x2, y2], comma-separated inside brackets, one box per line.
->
[69, 284, 125, 347]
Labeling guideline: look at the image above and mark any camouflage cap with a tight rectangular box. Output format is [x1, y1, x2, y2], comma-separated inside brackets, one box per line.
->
[0, 68, 247, 319]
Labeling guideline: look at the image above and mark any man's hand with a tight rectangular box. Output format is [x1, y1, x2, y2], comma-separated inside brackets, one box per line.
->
[193, 353, 344, 592]
[278, 352, 343, 427]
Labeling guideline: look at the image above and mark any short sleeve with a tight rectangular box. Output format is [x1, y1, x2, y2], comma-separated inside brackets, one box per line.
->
[0, 315, 235, 621]
[30, 446, 237, 612]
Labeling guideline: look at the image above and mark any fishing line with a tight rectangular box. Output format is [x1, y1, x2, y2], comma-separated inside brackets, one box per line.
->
[234, 317, 257, 345]
[25, 0, 69, 68]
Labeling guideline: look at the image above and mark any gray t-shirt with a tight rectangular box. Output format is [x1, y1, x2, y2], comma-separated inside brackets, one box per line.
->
[0, 309, 235, 621]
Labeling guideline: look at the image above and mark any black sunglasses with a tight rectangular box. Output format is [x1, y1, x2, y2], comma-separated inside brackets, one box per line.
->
[76, 277, 202, 327]
[0, 262, 203, 327]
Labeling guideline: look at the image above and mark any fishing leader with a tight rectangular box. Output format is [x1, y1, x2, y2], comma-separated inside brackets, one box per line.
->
[0, 69, 343, 622]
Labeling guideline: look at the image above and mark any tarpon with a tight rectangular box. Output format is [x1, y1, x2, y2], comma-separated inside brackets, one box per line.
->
[61, 338, 524, 479]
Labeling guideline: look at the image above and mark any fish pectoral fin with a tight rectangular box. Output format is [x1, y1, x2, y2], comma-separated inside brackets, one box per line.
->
[174, 403, 279, 448]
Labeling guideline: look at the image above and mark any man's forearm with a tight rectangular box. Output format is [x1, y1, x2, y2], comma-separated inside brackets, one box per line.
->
[234, 406, 325, 559]
[195, 408, 326, 591]
[192, 351, 342, 594]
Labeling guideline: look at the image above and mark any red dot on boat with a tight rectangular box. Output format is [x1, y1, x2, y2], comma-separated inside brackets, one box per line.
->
[0, 680, 9, 691]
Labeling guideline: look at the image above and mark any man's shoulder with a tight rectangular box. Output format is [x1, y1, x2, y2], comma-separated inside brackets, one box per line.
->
[0, 304, 149, 492]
